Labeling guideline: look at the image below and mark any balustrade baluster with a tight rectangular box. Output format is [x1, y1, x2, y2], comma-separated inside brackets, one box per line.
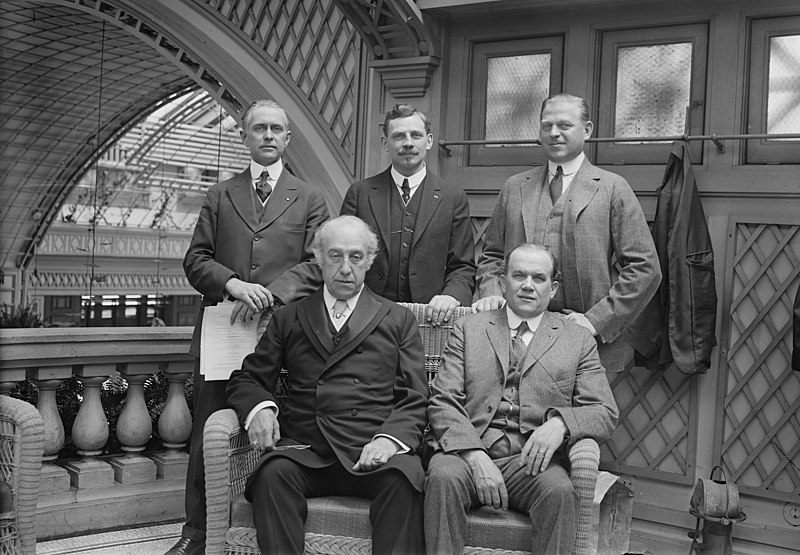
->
[109, 364, 156, 484]
[152, 361, 193, 479]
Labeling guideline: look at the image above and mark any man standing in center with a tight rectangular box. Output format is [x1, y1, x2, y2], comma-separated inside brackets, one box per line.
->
[474, 93, 661, 374]
[340, 103, 475, 325]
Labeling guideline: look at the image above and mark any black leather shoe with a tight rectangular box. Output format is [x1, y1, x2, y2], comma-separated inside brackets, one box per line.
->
[165, 536, 205, 555]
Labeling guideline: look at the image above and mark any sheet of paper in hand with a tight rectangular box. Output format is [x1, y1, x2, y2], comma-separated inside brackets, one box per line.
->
[200, 302, 259, 381]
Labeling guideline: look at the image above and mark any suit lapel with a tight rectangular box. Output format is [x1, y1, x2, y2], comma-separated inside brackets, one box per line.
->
[486, 310, 510, 378]
[368, 169, 393, 250]
[258, 172, 299, 230]
[410, 175, 441, 250]
[325, 288, 385, 370]
[561, 160, 600, 311]
[227, 170, 261, 232]
[521, 167, 547, 241]
[298, 290, 334, 356]
[520, 312, 559, 382]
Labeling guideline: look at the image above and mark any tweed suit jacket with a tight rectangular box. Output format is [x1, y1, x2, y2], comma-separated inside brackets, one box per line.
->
[428, 309, 618, 454]
[476, 159, 661, 373]
[226, 287, 429, 498]
[184, 167, 329, 356]
[340, 167, 476, 306]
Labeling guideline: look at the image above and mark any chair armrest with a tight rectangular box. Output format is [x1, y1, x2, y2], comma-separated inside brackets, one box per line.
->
[204, 408, 246, 554]
[0, 396, 44, 555]
[568, 438, 600, 555]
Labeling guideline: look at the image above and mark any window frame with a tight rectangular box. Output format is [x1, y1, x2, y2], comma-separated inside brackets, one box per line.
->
[595, 23, 709, 165]
[745, 16, 800, 164]
[467, 35, 564, 167]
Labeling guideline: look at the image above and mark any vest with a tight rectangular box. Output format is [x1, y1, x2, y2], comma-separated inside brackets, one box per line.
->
[533, 174, 568, 311]
[486, 331, 529, 459]
[384, 180, 423, 302]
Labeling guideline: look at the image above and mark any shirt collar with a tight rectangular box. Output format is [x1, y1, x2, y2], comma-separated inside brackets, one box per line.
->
[323, 285, 364, 312]
[390, 165, 426, 190]
[249, 158, 284, 182]
[548, 151, 584, 177]
[505, 306, 544, 333]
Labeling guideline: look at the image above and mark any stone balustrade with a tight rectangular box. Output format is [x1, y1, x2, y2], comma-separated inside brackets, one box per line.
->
[0, 326, 195, 539]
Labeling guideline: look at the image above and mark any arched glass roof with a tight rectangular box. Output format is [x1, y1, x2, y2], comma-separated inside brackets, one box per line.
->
[59, 88, 250, 232]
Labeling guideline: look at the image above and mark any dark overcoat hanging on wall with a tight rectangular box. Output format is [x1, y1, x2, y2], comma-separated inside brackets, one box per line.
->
[629, 141, 717, 374]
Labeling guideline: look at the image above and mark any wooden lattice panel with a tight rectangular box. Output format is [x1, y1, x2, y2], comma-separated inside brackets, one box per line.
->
[720, 222, 800, 500]
[197, 0, 361, 171]
[602, 364, 696, 482]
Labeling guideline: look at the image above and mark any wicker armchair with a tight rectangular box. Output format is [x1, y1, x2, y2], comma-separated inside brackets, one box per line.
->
[0, 396, 44, 555]
[204, 303, 602, 554]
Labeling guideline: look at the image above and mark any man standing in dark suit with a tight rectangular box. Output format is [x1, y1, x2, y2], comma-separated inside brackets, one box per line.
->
[475, 93, 661, 374]
[226, 215, 429, 554]
[168, 100, 329, 555]
[426, 243, 618, 554]
[340, 104, 475, 325]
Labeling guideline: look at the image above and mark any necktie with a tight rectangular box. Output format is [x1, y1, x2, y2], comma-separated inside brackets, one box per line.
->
[510, 321, 529, 368]
[401, 178, 411, 205]
[549, 165, 563, 204]
[332, 299, 349, 321]
[256, 171, 272, 202]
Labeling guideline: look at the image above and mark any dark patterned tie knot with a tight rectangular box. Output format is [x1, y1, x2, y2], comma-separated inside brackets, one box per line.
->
[256, 171, 272, 202]
[401, 178, 411, 204]
[549, 165, 563, 204]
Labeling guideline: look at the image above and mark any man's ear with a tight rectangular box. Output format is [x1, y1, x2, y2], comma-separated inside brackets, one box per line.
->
[425, 133, 433, 151]
[584, 120, 594, 139]
[550, 280, 560, 298]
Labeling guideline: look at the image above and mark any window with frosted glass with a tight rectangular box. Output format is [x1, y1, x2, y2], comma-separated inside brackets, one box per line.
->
[614, 43, 692, 141]
[485, 54, 550, 143]
[766, 35, 800, 139]
[596, 24, 707, 165]
[747, 17, 800, 163]
[468, 36, 563, 166]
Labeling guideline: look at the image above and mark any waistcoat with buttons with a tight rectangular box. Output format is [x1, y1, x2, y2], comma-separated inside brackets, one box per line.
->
[532, 175, 567, 311]
[384, 180, 423, 302]
[484, 332, 530, 459]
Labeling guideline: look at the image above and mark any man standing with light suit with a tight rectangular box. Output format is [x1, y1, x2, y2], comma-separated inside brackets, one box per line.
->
[340, 103, 475, 326]
[425, 243, 618, 554]
[226, 215, 428, 554]
[474, 93, 661, 374]
[169, 100, 329, 555]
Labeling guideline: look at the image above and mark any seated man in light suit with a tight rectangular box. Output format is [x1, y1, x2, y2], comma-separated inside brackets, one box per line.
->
[425, 243, 619, 555]
[226, 215, 429, 554]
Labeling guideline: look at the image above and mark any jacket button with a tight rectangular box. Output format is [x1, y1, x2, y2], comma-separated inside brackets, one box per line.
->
[379, 273, 385, 279]
[253, 235, 260, 241]
[251, 264, 257, 269]
[317, 410, 323, 416]
[351, 409, 358, 416]
[487, 406, 493, 412]
[353, 378, 360, 384]
[318, 379, 324, 385]
[356, 346, 363, 353]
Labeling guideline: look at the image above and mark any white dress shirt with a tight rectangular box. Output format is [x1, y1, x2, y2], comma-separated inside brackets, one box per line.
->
[249, 158, 284, 206]
[547, 152, 585, 195]
[390, 165, 426, 201]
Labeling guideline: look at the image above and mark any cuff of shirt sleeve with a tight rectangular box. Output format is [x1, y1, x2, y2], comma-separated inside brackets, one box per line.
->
[244, 401, 278, 430]
[373, 434, 410, 454]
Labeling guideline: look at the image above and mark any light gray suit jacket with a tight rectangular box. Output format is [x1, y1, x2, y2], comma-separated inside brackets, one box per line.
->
[476, 159, 661, 373]
[428, 310, 618, 454]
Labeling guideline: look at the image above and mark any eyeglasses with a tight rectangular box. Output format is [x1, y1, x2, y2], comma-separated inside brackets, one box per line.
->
[326, 251, 367, 266]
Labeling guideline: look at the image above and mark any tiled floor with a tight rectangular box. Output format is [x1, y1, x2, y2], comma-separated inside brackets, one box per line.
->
[37, 523, 182, 555]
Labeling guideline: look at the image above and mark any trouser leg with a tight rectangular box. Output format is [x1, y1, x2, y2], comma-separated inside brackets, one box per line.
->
[351, 467, 424, 555]
[249, 457, 334, 555]
[500, 454, 579, 555]
[423, 452, 477, 555]
[182, 364, 228, 541]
